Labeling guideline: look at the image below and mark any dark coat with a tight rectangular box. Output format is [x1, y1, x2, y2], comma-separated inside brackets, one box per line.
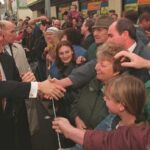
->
[0, 53, 32, 150]
[129, 40, 150, 82]
[70, 78, 108, 129]
[0, 80, 30, 99]
[81, 34, 94, 50]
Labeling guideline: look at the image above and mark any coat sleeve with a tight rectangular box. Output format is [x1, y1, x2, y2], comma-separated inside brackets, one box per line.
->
[83, 126, 150, 150]
[0, 80, 31, 99]
[68, 59, 96, 88]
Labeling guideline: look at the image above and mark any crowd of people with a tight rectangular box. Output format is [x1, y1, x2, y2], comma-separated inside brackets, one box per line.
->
[0, 4, 150, 150]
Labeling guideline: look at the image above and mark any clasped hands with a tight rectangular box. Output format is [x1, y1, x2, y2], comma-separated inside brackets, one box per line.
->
[21, 71, 66, 100]
[38, 78, 66, 100]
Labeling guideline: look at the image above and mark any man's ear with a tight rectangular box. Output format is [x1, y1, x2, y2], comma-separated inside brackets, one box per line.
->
[121, 30, 129, 39]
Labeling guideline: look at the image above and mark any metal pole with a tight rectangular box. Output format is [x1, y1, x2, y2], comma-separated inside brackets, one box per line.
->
[45, 0, 51, 17]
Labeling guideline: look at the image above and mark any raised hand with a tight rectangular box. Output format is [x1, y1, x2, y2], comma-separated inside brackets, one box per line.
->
[114, 51, 150, 69]
[76, 56, 86, 65]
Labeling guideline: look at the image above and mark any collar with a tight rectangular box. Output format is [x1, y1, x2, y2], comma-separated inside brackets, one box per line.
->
[128, 42, 137, 53]
[84, 32, 90, 39]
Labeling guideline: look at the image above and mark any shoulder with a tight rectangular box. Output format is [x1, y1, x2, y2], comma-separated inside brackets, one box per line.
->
[134, 41, 150, 59]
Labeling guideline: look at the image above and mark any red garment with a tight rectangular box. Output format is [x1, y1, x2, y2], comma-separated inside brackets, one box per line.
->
[68, 11, 81, 21]
[83, 125, 150, 150]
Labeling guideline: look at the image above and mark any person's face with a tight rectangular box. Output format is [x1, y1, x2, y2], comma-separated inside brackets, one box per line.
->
[63, 15, 68, 21]
[58, 45, 73, 64]
[3, 22, 17, 44]
[142, 20, 150, 30]
[103, 94, 121, 114]
[111, 14, 118, 21]
[53, 20, 61, 29]
[107, 22, 124, 47]
[44, 32, 55, 43]
[81, 21, 88, 35]
[26, 26, 32, 34]
[72, 19, 77, 27]
[93, 27, 108, 44]
[95, 59, 117, 82]
[70, 5, 76, 12]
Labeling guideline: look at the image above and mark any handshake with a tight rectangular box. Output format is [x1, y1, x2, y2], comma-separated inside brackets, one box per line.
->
[38, 78, 66, 100]
[21, 71, 66, 100]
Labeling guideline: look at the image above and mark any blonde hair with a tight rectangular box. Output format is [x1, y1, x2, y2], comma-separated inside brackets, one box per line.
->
[96, 42, 128, 74]
[104, 75, 146, 120]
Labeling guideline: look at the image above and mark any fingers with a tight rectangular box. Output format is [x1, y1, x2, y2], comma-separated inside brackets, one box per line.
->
[21, 71, 36, 82]
[121, 62, 134, 67]
[52, 117, 64, 132]
[49, 80, 66, 93]
[49, 85, 66, 100]
[39, 79, 66, 100]
[49, 78, 57, 83]
[76, 56, 86, 64]
[114, 51, 131, 60]
[44, 87, 65, 100]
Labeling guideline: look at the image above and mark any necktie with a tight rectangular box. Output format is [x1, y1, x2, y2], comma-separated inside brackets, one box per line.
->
[0, 70, 6, 112]
[0, 70, 3, 113]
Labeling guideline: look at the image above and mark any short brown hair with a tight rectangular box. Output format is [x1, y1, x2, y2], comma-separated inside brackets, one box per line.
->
[116, 18, 137, 41]
[104, 75, 146, 119]
[96, 42, 127, 74]
[139, 12, 150, 23]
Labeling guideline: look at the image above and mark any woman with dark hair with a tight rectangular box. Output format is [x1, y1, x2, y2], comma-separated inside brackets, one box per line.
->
[49, 40, 77, 79]
[22, 25, 34, 63]
[49, 41, 81, 147]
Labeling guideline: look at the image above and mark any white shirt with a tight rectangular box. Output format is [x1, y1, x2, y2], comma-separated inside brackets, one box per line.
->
[5, 45, 12, 56]
[30, 82, 38, 98]
[128, 42, 137, 53]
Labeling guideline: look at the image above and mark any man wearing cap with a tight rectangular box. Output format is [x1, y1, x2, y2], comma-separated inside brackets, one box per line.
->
[87, 15, 114, 61]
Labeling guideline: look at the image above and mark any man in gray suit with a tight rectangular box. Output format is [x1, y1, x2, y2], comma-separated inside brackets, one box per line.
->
[107, 18, 150, 82]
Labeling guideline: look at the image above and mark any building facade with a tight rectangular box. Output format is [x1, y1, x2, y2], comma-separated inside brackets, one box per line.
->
[26, 0, 150, 18]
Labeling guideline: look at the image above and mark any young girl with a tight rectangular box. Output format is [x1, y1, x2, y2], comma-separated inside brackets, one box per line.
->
[103, 74, 146, 128]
